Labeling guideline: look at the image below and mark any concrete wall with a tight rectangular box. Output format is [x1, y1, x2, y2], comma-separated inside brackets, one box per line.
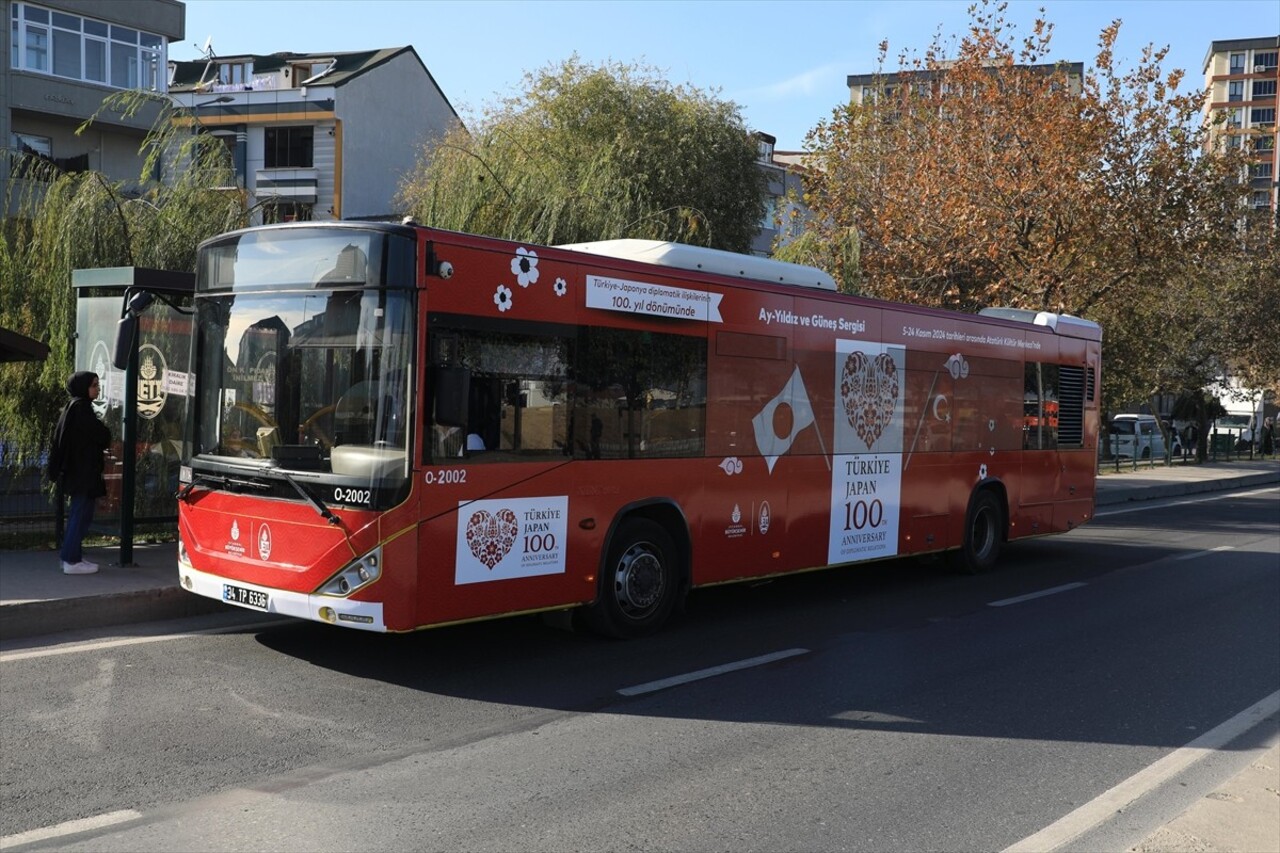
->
[336, 52, 459, 220]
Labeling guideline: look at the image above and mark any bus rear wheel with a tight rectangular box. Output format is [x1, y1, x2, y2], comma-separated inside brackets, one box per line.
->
[952, 489, 1003, 574]
[581, 518, 680, 639]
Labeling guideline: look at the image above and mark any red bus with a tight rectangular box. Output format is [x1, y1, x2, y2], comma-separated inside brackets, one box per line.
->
[167, 222, 1101, 636]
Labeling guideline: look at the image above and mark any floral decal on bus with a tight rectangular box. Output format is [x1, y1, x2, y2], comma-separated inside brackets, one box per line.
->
[511, 247, 540, 287]
[465, 507, 519, 569]
[494, 284, 513, 312]
[841, 350, 900, 451]
[554, 277, 567, 297]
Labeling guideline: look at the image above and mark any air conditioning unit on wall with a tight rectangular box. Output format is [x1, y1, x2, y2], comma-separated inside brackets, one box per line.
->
[1255, 65, 1267, 73]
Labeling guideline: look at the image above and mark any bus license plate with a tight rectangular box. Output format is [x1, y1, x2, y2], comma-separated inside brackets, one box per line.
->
[223, 584, 268, 611]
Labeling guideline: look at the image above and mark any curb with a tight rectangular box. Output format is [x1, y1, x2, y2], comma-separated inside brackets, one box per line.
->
[0, 587, 225, 641]
[1095, 472, 1280, 506]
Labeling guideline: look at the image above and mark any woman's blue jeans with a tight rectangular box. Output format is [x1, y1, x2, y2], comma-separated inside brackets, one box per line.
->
[60, 493, 96, 564]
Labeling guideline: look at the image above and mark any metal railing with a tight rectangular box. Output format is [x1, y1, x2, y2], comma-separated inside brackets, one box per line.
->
[0, 444, 176, 548]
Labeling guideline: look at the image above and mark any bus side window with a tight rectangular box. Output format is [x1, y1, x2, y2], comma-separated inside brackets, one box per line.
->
[431, 365, 470, 459]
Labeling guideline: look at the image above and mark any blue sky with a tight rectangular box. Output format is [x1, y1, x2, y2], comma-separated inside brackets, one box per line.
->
[178, 0, 1276, 150]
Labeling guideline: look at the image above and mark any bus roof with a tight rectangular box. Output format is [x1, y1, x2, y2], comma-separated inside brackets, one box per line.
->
[978, 307, 1102, 340]
[555, 239, 838, 291]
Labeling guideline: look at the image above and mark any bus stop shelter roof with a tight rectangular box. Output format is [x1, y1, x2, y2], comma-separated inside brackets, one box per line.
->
[0, 327, 49, 363]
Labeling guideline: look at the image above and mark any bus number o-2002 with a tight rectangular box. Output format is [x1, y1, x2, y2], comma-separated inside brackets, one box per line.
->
[333, 487, 372, 505]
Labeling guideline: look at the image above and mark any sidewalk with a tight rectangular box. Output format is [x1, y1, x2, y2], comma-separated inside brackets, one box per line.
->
[0, 459, 1276, 850]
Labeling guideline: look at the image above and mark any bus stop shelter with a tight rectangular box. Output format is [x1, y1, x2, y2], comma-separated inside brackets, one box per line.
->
[71, 266, 194, 565]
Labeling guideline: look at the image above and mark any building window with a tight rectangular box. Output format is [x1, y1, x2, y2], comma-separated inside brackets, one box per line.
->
[1229, 81, 1244, 102]
[1256, 135, 1275, 153]
[10, 131, 52, 180]
[218, 61, 251, 86]
[12, 131, 51, 158]
[1230, 52, 1246, 74]
[1227, 135, 1243, 150]
[1251, 162, 1273, 179]
[1250, 107, 1276, 126]
[10, 131, 88, 177]
[291, 61, 329, 84]
[760, 195, 778, 229]
[1255, 51, 1278, 71]
[263, 201, 313, 224]
[1251, 190, 1270, 208]
[1253, 80, 1277, 100]
[9, 3, 166, 91]
[264, 126, 313, 168]
[1227, 108, 1243, 129]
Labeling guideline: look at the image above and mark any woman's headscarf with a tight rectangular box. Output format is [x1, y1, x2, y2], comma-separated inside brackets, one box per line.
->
[66, 371, 97, 400]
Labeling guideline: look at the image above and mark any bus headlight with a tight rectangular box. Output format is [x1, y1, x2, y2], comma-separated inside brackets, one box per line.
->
[319, 547, 382, 597]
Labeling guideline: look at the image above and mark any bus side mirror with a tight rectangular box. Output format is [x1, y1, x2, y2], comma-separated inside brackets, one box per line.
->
[112, 315, 137, 370]
[433, 366, 470, 428]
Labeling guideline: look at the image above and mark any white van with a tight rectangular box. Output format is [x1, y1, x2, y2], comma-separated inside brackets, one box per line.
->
[1109, 414, 1167, 459]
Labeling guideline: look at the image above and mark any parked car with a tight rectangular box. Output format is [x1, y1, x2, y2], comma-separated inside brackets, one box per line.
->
[1213, 413, 1255, 450]
[1109, 414, 1167, 459]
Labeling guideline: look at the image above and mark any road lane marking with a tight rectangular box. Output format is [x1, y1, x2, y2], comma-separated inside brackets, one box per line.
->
[1172, 545, 1236, 561]
[1002, 689, 1280, 853]
[0, 809, 141, 847]
[617, 648, 809, 696]
[988, 582, 1087, 608]
[0, 619, 294, 664]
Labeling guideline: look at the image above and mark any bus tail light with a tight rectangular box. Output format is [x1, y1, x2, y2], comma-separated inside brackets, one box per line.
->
[319, 547, 383, 598]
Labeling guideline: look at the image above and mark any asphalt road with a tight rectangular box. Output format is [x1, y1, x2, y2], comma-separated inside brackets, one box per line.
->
[1, 486, 1277, 852]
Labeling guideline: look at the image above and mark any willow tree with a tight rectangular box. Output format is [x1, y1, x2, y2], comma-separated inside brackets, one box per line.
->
[0, 92, 248, 457]
[398, 57, 767, 252]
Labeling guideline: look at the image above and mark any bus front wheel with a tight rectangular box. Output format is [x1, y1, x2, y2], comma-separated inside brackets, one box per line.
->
[952, 489, 1003, 574]
[581, 518, 680, 639]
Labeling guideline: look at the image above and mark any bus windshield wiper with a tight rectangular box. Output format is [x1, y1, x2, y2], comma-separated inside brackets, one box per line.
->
[177, 473, 271, 501]
[271, 466, 341, 525]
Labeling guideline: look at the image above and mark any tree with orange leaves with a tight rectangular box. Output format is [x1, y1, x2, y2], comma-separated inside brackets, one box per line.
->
[800, 1, 1261, 421]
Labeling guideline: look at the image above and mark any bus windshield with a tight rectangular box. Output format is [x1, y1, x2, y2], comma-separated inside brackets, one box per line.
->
[193, 287, 414, 488]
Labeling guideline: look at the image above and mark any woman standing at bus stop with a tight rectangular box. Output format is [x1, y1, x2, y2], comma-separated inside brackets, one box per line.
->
[47, 371, 111, 574]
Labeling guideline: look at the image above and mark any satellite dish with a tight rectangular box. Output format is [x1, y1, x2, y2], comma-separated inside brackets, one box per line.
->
[202, 36, 213, 57]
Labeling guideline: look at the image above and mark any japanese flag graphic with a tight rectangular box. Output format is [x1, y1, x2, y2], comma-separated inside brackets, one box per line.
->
[752, 366, 816, 473]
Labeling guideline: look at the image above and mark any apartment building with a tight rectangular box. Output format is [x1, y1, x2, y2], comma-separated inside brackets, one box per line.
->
[2, 0, 185, 198]
[167, 47, 460, 222]
[750, 132, 807, 257]
[1202, 36, 1279, 219]
[847, 60, 1084, 106]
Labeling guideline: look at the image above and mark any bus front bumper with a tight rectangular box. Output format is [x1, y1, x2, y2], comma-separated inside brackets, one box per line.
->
[180, 564, 386, 632]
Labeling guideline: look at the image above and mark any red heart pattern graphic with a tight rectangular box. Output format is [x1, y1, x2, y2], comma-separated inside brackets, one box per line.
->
[840, 351, 900, 450]
[465, 508, 519, 570]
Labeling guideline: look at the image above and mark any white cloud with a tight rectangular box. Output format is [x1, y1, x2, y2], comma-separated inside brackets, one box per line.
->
[739, 61, 849, 101]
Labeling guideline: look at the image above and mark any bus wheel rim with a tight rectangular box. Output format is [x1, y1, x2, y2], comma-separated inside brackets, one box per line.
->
[615, 543, 663, 617]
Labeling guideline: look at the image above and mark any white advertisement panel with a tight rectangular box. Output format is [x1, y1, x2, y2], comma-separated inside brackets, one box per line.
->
[829, 339, 906, 564]
[455, 496, 569, 585]
[828, 453, 902, 564]
[585, 274, 723, 323]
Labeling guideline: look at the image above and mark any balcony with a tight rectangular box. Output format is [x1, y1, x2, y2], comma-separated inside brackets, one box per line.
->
[255, 168, 319, 203]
